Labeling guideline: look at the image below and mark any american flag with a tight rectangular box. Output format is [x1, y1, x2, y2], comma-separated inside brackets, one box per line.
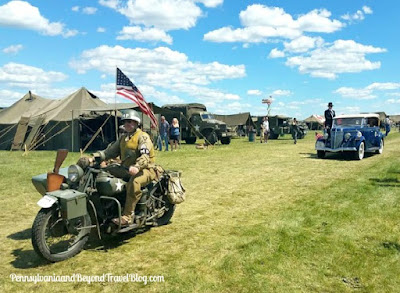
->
[116, 68, 158, 128]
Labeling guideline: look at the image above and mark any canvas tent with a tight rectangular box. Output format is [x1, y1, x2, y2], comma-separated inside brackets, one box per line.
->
[213, 112, 255, 136]
[304, 114, 325, 130]
[0, 88, 117, 152]
[389, 114, 400, 124]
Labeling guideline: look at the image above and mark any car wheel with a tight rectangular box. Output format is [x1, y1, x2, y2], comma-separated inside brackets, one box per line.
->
[317, 151, 325, 159]
[376, 139, 384, 154]
[354, 141, 365, 160]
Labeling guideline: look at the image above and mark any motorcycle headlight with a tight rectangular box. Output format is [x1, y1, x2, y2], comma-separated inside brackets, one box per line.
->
[68, 165, 84, 183]
[323, 132, 329, 139]
[356, 131, 362, 138]
[344, 133, 351, 140]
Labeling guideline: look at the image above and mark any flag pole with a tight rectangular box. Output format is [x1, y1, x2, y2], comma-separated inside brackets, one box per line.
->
[115, 67, 119, 140]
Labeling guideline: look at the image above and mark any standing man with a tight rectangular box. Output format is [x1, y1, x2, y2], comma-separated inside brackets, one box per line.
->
[324, 102, 335, 137]
[292, 118, 299, 144]
[385, 115, 391, 136]
[158, 116, 170, 151]
[262, 116, 270, 143]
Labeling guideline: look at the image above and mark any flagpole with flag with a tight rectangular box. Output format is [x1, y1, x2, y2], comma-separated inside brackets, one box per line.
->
[115, 68, 158, 128]
[114, 66, 119, 140]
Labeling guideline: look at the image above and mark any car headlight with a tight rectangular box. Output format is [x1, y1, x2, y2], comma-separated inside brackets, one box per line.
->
[356, 131, 362, 138]
[316, 141, 325, 148]
[344, 133, 351, 140]
[68, 165, 84, 183]
[323, 132, 329, 139]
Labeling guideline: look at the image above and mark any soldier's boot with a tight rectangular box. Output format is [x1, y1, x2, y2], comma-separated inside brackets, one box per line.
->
[112, 214, 133, 227]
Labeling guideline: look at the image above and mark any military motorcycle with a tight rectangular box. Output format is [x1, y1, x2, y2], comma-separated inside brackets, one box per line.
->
[31, 150, 175, 262]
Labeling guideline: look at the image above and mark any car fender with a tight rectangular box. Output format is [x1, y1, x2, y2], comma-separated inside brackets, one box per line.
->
[355, 137, 365, 148]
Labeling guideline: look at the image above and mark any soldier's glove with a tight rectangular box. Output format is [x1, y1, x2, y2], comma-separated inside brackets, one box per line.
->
[77, 157, 92, 169]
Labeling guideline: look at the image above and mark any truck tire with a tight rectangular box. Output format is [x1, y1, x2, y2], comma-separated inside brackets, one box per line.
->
[220, 137, 231, 145]
[185, 137, 197, 144]
[203, 130, 218, 145]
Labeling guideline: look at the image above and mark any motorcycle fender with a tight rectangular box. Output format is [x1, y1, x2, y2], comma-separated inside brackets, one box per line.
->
[37, 195, 58, 208]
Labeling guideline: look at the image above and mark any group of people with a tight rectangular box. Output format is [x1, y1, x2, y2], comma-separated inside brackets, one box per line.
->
[157, 116, 180, 151]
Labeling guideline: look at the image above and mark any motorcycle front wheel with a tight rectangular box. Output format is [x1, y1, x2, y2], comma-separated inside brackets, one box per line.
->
[31, 206, 91, 262]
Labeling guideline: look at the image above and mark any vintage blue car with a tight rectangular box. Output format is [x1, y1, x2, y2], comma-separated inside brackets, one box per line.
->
[315, 113, 384, 160]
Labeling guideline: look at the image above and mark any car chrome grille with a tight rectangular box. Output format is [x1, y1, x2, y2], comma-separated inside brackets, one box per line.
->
[331, 130, 344, 149]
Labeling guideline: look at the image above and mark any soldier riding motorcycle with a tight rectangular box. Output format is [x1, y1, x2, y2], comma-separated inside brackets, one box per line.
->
[31, 111, 184, 262]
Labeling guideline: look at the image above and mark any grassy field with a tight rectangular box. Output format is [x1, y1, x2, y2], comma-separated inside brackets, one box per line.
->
[1, 131, 400, 292]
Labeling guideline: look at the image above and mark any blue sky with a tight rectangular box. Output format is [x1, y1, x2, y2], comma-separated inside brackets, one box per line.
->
[1, 0, 399, 119]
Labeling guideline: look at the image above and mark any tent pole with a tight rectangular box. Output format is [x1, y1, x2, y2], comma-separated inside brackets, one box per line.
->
[71, 110, 74, 152]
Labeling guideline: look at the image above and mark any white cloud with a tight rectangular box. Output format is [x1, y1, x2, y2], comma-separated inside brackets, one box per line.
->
[386, 98, 400, 104]
[99, 0, 204, 31]
[63, 29, 79, 38]
[2, 44, 23, 54]
[271, 89, 292, 96]
[213, 101, 251, 114]
[268, 48, 285, 58]
[69, 45, 244, 104]
[283, 36, 324, 53]
[97, 27, 106, 33]
[204, 5, 343, 43]
[341, 10, 365, 21]
[0, 62, 68, 89]
[0, 89, 24, 106]
[247, 89, 262, 96]
[82, 7, 98, 15]
[341, 6, 373, 22]
[338, 106, 361, 114]
[297, 9, 343, 33]
[362, 6, 373, 15]
[117, 26, 172, 44]
[286, 40, 386, 79]
[0, 1, 78, 37]
[335, 87, 376, 100]
[72, 6, 80, 12]
[366, 82, 400, 91]
[196, 0, 223, 8]
[99, 0, 120, 10]
[334, 82, 400, 100]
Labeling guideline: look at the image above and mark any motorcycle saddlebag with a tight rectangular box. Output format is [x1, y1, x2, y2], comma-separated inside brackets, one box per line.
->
[166, 170, 186, 204]
[49, 190, 87, 220]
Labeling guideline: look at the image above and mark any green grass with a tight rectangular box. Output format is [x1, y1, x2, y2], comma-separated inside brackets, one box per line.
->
[1, 132, 400, 292]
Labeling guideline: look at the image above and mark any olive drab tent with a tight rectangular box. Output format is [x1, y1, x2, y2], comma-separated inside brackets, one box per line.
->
[0, 88, 117, 151]
[213, 112, 256, 137]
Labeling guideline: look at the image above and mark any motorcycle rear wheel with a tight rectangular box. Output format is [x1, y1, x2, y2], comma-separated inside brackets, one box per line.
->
[32, 207, 91, 262]
[154, 195, 176, 226]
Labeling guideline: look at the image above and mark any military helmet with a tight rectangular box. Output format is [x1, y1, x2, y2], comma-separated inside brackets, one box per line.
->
[121, 110, 141, 123]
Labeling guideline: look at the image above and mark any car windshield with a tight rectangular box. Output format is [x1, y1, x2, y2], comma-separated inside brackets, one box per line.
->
[333, 118, 363, 127]
[201, 114, 214, 120]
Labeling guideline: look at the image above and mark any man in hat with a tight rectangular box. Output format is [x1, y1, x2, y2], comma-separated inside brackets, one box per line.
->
[91, 110, 157, 226]
[324, 102, 335, 137]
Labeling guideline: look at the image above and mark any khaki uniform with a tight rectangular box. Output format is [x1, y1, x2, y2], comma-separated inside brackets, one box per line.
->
[101, 129, 156, 216]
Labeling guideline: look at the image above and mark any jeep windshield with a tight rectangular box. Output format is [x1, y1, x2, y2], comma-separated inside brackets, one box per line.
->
[333, 118, 363, 127]
[201, 114, 214, 120]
